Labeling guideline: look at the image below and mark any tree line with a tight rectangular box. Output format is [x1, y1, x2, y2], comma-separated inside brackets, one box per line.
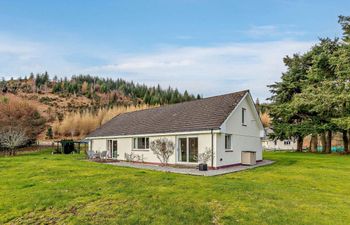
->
[268, 15, 350, 153]
[1, 73, 200, 106]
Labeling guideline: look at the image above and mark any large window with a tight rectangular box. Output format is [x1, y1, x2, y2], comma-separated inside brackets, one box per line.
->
[225, 134, 232, 150]
[107, 140, 118, 158]
[178, 137, 198, 163]
[133, 137, 149, 150]
[242, 108, 247, 126]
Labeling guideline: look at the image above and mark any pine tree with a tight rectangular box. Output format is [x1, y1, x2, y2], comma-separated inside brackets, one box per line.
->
[268, 53, 311, 151]
[338, 15, 350, 43]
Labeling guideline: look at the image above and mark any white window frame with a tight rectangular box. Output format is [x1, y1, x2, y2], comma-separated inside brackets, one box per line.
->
[242, 108, 247, 126]
[176, 136, 198, 164]
[225, 134, 232, 150]
[133, 137, 150, 150]
[107, 139, 118, 158]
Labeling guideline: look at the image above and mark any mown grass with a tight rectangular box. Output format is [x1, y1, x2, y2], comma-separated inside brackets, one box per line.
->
[1, 149, 350, 225]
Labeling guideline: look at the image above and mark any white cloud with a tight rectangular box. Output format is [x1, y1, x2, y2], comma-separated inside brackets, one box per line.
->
[245, 25, 305, 38]
[246, 25, 280, 36]
[0, 33, 313, 100]
[84, 40, 313, 100]
[0, 35, 83, 77]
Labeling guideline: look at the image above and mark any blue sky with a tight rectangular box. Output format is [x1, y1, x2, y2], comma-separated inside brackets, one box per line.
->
[0, 0, 349, 100]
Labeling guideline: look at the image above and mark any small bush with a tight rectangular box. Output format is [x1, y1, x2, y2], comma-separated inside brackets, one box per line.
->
[194, 147, 214, 164]
[150, 138, 175, 166]
[125, 152, 137, 162]
[39, 96, 52, 104]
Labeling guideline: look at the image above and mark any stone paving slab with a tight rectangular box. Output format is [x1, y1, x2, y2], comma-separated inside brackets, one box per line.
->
[106, 160, 275, 176]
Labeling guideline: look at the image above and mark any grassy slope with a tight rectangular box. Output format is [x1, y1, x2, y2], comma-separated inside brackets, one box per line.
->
[0, 150, 350, 225]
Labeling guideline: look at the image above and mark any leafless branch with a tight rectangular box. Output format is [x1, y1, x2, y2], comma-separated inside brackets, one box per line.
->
[0, 128, 28, 155]
[150, 138, 175, 166]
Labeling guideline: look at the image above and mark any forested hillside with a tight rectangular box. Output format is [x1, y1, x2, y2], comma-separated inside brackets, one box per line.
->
[1, 73, 199, 107]
[0, 74, 200, 141]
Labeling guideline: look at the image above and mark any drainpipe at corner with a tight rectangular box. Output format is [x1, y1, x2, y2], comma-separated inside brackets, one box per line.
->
[211, 129, 214, 168]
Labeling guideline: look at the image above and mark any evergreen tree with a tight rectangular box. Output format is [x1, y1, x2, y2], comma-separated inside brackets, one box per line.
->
[268, 53, 311, 151]
[143, 91, 151, 104]
[268, 16, 350, 153]
[46, 127, 53, 139]
[339, 15, 350, 43]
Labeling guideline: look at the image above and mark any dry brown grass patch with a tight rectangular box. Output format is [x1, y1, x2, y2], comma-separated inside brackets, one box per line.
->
[52, 104, 154, 138]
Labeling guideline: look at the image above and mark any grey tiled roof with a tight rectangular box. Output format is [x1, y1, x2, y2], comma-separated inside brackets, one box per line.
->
[87, 90, 249, 137]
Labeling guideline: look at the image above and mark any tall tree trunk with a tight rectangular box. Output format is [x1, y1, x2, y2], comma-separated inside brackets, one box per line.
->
[297, 136, 303, 152]
[309, 137, 312, 152]
[321, 132, 326, 153]
[343, 130, 349, 153]
[310, 134, 318, 153]
[325, 130, 332, 153]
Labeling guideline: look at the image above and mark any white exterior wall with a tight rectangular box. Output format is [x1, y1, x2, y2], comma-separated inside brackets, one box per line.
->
[88, 93, 264, 168]
[217, 96, 263, 167]
[89, 133, 216, 166]
[262, 139, 297, 150]
[89, 139, 107, 152]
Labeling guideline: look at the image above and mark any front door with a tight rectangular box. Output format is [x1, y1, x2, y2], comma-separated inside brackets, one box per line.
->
[178, 137, 198, 163]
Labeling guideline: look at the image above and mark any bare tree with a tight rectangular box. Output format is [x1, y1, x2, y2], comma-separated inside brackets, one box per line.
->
[0, 129, 28, 155]
[194, 147, 214, 165]
[124, 152, 137, 162]
[150, 138, 175, 166]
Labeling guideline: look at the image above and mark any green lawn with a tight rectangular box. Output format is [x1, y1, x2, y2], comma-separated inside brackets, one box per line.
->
[1, 150, 350, 225]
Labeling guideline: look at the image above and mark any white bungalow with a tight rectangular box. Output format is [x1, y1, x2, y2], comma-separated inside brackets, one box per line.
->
[86, 90, 264, 169]
[262, 128, 298, 151]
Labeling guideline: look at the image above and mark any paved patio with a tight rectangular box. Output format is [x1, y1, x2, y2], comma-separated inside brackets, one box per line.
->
[106, 160, 275, 176]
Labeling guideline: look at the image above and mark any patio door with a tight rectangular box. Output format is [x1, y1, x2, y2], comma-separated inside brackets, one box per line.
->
[178, 137, 198, 163]
[108, 140, 118, 158]
[188, 138, 198, 162]
[112, 140, 118, 158]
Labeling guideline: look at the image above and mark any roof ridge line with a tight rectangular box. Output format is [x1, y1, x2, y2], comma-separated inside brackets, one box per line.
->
[86, 89, 250, 137]
[118, 89, 250, 116]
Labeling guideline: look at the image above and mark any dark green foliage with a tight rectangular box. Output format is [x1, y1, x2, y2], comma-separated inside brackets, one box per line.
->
[338, 15, 350, 43]
[46, 127, 53, 139]
[35, 71, 49, 90]
[268, 15, 350, 153]
[52, 82, 61, 93]
[4, 73, 200, 106]
[64, 75, 199, 105]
